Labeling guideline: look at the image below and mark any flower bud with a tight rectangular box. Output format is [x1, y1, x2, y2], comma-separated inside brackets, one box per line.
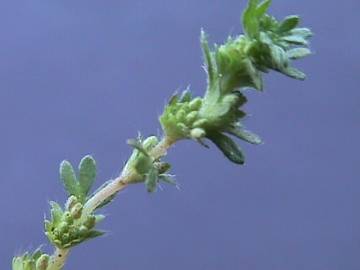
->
[61, 233, 70, 243]
[192, 119, 208, 128]
[190, 128, 206, 139]
[143, 136, 159, 151]
[175, 109, 186, 122]
[176, 123, 188, 133]
[185, 111, 198, 125]
[36, 254, 49, 270]
[79, 225, 89, 236]
[70, 203, 83, 219]
[189, 97, 202, 111]
[63, 211, 74, 224]
[65, 195, 78, 211]
[58, 221, 69, 233]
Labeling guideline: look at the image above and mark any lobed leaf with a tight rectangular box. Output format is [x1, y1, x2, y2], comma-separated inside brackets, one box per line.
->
[79, 155, 97, 197]
[60, 160, 79, 198]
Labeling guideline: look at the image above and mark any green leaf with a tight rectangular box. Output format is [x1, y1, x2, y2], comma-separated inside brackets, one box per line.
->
[256, 0, 272, 17]
[243, 58, 263, 90]
[278, 15, 300, 33]
[62, 230, 105, 248]
[287, 48, 311, 59]
[145, 167, 159, 193]
[283, 67, 306, 80]
[60, 160, 79, 197]
[49, 201, 63, 225]
[159, 174, 177, 185]
[85, 230, 105, 240]
[157, 162, 171, 174]
[281, 35, 308, 46]
[95, 214, 106, 224]
[242, 0, 260, 38]
[201, 30, 216, 88]
[180, 89, 192, 102]
[30, 247, 43, 260]
[12, 257, 22, 270]
[269, 45, 288, 70]
[226, 128, 262, 145]
[207, 132, 245, 164]
[290, 28, 313, 39]
[79, 155, 97, 197]
[127, 138, 149, 157]
[168, 93, 179, 106]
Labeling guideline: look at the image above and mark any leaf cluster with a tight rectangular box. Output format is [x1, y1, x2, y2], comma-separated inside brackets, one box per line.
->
[44, 196, 105, 249]
[242, 0, 312, 81]
[160, 0, 312, 165]
[44, 156, 107, 249]
[60, 155, 97, 204]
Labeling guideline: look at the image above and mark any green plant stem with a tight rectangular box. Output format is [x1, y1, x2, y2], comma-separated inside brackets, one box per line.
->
[83, 173, 132, 216]
[84, 136, 175, 213]
[47, 248, 69, 270]
[48, 136, 175, 270]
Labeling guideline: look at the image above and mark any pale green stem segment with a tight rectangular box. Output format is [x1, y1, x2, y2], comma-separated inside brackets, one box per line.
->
[84, 136, 174, 214]
[47, 248, 70, 270]
[48, 136, 175, 270]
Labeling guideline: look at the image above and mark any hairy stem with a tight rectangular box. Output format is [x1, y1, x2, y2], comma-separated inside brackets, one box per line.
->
[48, 248, 70, 270]
[84, 136, 175, 213]
[82, 173, 132, 216]
[49, 136, 175, 270]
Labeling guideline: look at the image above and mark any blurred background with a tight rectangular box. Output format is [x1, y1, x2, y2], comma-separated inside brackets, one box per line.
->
[0, 0, 359, 269]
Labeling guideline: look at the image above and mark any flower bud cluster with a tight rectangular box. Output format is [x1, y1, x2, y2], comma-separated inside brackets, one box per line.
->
[12, 249, 50, 270]
[45, 196, 104, 249]
[160, 90, 208, 142]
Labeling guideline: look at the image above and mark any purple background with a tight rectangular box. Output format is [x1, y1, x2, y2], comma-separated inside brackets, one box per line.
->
[0, 0, 359, 269]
